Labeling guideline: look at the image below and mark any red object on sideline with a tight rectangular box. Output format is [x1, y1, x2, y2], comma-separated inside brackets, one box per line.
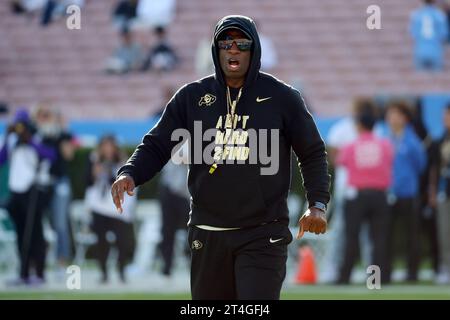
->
[295, 245, 317, 284]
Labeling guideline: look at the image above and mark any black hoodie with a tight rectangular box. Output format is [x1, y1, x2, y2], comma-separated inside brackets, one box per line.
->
[118, 15, 330, 228]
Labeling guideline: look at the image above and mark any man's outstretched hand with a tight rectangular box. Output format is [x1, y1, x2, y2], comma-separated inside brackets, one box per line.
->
[111, 175, 135, 214]
[296, 207, 327, 239]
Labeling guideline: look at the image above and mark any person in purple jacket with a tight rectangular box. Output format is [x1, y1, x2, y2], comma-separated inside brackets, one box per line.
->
[0, 109, 56, 286]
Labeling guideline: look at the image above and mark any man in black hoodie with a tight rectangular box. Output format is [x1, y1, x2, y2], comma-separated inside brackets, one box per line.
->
[112, 15, 330, 299]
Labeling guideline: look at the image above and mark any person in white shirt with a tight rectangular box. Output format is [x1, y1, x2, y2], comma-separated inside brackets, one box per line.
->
[254, 21, 278, 72]
[0, 109, 56, 285]
[132, 0, 176, 30]
[85, 135, 136, 283]
[259, 34, 278, 72]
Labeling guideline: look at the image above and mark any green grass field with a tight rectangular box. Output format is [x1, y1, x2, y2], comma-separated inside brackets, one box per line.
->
[1, 285, 449, 300]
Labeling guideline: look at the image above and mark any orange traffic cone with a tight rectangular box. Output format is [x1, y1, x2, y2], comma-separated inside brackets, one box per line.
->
[294, 245, 317, 284]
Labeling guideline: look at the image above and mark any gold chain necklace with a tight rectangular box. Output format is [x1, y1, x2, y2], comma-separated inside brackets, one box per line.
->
[208, 86, 243, 174]
[226, 86, 242, 128]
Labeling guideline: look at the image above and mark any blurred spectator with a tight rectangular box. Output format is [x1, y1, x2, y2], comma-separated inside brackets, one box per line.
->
[113, 0, 138, 32]
[409, 99, 440, 276]
[11, 0, 26, 14]
[384, 101, 426, 283]
[429, 104, 450, 284]
[105, 27, 144, 74]
[141, 26, 178, 72]
[156, 147, 189, 276]
[133, 0, 176, 30]
[410, 0, 448, 71]
[323, 103, 358, 282]
[151, 97, 190, 277]
[255, 20, 278, 72]
[377, 97, 440, 276]
[10, 0, 46, 15]
[195, 19, 217, 77]
[0, 109, 56, 286]
[32, 105, 65, 273]
[441, 0, 450, 42]
[336, 102, 393, 284]
[0, 103, 8, 116]
[41, 0, 85, 26]
[85, 135, 136, 283]
[195, 37, 215, 77]
[33, 106, 77, 272]
[322, 98, 377, 283]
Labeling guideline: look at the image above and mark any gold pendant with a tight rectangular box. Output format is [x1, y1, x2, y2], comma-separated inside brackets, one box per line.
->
[225, 114, 233, 129]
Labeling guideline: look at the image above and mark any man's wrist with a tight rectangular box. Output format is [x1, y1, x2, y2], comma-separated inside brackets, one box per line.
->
[118, 172, 134, 182]
[309, 201, 327, 213]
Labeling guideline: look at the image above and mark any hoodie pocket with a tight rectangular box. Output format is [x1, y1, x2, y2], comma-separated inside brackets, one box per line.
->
[191, 166, 267, 217]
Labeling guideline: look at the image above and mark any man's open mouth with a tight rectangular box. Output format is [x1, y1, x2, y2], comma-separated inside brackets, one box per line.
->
[228, 58, 240, 70]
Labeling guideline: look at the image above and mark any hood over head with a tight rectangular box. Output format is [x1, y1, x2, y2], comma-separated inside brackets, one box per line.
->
[211, 15, 261, 88]
[13, 108, 31, 125]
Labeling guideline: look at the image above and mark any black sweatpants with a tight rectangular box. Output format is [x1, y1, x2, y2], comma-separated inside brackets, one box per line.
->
[188, 220, 292, 300]
[7, 188, 49, 280]
[338, 190, 390, 284]
[91, 212, 136, 280]
[386, 197, 420, 282]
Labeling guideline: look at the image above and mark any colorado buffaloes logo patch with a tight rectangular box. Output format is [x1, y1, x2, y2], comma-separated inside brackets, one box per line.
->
[192, 240, 203, 250]
[198, 93, 216, 107]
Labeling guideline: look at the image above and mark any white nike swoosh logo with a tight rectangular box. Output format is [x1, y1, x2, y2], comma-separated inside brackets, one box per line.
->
[256, 96, 271, 103]
[269, 237, 283, 243]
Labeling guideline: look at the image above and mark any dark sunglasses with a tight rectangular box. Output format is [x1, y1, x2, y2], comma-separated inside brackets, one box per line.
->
[218, 38, 253, 51]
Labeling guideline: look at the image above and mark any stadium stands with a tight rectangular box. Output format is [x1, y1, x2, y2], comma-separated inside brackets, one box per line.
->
[1, 0, 449, 119]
